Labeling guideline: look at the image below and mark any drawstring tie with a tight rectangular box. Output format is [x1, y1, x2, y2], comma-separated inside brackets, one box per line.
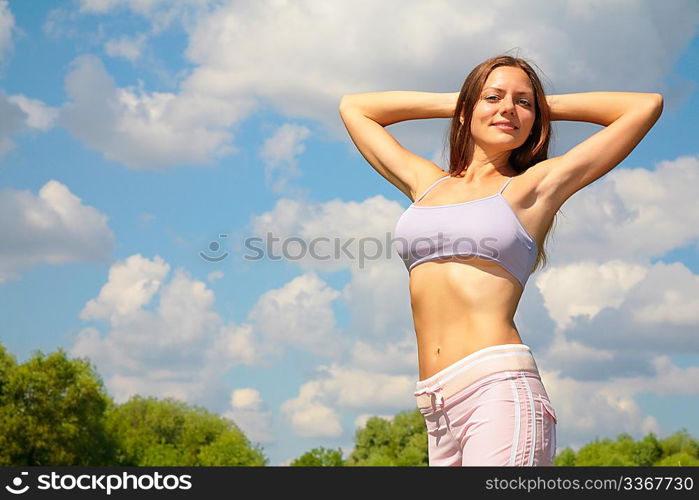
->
[415, 385, 445, 411]
[415, 385, 452, 443]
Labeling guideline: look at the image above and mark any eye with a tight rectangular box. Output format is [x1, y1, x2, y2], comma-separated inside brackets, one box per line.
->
[485, 95, 531, 106]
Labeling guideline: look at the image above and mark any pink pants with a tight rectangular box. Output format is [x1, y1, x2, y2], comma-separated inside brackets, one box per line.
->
[415, 343, 557, 466]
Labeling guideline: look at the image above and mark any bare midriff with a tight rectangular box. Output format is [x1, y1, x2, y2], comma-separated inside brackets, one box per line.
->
[410, 256, 526, 381]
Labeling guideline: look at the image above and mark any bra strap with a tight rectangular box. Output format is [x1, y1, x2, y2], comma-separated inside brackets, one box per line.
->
[499, 176, 514, 195]
[415, 175, 450, 203]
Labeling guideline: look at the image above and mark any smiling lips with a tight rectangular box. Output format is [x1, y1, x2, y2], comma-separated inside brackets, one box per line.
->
[492, 120, 518, 129]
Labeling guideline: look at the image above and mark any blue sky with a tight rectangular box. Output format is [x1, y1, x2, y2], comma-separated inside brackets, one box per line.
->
[1, 0, 698, 466]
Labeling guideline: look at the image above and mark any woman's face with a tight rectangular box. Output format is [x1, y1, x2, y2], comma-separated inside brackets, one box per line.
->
[467, 66, 536, 152]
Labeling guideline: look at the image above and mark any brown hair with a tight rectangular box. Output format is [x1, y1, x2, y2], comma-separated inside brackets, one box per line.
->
[445, 54, 558, 273]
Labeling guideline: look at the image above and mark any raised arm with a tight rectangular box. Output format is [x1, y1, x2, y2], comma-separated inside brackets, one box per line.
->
[537, 91, 663, 208]
[339, 91, 458, 200]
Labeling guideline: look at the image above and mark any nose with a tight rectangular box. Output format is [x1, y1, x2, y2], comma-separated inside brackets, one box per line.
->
[499, 95, 516, 114]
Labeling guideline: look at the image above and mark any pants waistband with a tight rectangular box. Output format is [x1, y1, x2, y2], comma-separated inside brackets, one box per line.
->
[414, 344, 539, 408]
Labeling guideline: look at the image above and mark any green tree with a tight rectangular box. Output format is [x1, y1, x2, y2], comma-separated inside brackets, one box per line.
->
[106, 395, 267, 466]
[657, 429, 699, 458]
[197, 429, 268, 466]
[655, 452, 699, 466]
[290, 446, 345, 466]
[0, 343, 15, 395]
[633, 433, 662, 466]
[654, 429, 699, 466]
[576, 434, 640, 466]
[561, 430, 698, 466]
[345, 409, 428, 466]
[0, 345, 117, 465]
[554, 447, 576, 466]
[0, 343, 267, 466]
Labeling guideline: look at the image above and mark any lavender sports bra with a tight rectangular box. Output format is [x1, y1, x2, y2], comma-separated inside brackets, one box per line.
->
[393, 174, 538, 288]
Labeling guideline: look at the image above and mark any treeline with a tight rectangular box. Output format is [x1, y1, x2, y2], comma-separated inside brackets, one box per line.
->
[0, 343, 266, 466]
[1, 343, 697, 466]
[292, 412, 699, 466]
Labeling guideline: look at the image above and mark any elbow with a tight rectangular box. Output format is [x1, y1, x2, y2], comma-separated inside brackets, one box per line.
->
[339, 94, 354, 111]
[648, 93, 664, 120]
[649, 93, 664, 111]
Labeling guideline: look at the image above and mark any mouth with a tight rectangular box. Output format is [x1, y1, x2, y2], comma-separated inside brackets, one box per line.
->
[492, 124, 518, 131]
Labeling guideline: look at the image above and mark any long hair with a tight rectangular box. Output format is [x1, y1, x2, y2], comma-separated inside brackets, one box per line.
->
[445, 54, 558, 274]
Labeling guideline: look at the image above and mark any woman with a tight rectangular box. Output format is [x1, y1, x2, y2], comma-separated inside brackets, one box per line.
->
[338, 55, 663, 466]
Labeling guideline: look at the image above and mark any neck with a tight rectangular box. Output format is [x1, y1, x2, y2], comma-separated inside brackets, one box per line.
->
[458, 148, 516, 182]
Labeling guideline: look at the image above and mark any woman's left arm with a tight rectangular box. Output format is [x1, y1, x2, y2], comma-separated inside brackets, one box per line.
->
[538, 91, 663, 207]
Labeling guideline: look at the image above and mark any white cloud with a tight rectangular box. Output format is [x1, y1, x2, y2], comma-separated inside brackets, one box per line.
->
[0, 180, 114, 286]
[348, 337, 417, 375]
[537, 260, 699, 359]
[340, 262, 413, 340]
[223, 388, 274, 444]
[58, 54, 253, 169]
[0, 91, 58, 157]
[230, 388, 262, 409]
[104, 33, 148, 61]
[206, 323, 259, 367]
[541, 368, 661, 441]
[354, 413, 393, 429]
[313, 365, 416, 409]
[47, 0, 699, 173]
[70, 254, 262, 404]
[536, 260, 647, 331]
[538, 352, 699, 447]
[248, 195, 416, 343]
[43, 7, 105, 42]
[280, 396, 343, 438]
[534, 334, 649, 382]
[0, 0, 15, 61]
[248, 194, 405, 273]
[528, 158, 699, 368]
[629, 262, 699, 327]
[78, 0, 218, 34]
[641, 356, 699, 396]
[80, 254, 170, 322]
[246, 198, 422, 440]
[545, 336, 615, 366]
[0, 92, 32, 156]
[545, 157, 699, 266]
[6, 94, 59, 131]
[259, 123, 311, 194]
[108, 372, 201, 404]
[0, 89, 56, 157]
[206, 270, 224, 282]
[525, 260, 699, 391]
[79, 0, 123, 14]
[181, 0, 699, 156]
[280, 363, 416, 438]
[247, 271, 346, 358]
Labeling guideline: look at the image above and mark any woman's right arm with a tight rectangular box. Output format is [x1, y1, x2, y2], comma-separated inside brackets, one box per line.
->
[339, 91, 458, 201]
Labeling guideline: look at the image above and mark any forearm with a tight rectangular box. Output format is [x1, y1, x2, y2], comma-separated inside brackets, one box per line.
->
[546, 92, 662, 126]
[339, 91, 459, 126]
